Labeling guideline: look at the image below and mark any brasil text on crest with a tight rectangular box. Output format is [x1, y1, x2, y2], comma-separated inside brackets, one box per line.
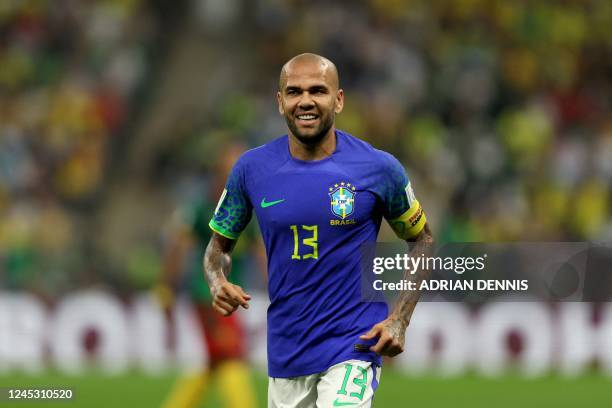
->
[329, 182, 357, 225]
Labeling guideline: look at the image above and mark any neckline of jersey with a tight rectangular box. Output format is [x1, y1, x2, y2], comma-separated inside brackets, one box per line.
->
[286, 130, 342, 165]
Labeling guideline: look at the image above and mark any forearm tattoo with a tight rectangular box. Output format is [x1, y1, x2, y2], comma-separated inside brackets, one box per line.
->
[391, 224, 434, 327]
[203, 235, 235, 291]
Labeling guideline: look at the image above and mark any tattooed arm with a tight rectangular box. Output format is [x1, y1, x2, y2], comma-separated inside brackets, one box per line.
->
[360, 223, 434, 356]
[204, 232, 251, 316]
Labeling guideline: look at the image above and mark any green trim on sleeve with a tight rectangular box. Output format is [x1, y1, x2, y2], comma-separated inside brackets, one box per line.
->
[208, 220, 240, 240]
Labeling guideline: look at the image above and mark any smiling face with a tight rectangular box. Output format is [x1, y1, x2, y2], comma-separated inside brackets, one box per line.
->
[277, 55, 344, 145]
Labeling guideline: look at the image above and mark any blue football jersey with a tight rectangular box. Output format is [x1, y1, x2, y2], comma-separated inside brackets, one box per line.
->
[209, 130, 426, 377]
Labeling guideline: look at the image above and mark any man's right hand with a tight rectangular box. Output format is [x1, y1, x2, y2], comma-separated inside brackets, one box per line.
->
[211, 281, 251, 316]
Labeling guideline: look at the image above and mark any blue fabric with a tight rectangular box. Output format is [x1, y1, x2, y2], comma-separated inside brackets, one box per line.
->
[210, 130, 412, 377]
[372, 364, 379, 392]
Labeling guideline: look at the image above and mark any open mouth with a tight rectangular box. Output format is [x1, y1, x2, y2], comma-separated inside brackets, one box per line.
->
[296, 114, 319, 125]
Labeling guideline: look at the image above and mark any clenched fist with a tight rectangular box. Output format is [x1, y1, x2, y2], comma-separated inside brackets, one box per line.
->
[211, 280, 251, 316]
[359, 316, 407, 357]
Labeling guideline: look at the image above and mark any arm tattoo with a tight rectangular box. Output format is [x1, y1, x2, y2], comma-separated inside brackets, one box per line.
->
[203, 234, 236, 291]
[390, 223, 434, 327]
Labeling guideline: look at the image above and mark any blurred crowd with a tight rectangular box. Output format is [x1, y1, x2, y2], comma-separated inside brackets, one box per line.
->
[1, 0, 611, 296]
[0, 0, 162, 295]
[185, 0, 611, 242]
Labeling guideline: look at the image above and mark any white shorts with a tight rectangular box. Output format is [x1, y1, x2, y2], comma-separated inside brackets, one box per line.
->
[268, 359, 381, 408]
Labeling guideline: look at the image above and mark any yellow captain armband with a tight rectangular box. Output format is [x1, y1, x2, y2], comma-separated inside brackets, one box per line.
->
[388, 200, 427, 240]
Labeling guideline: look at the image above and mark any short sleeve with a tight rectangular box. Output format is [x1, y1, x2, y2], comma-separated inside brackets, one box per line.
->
[380, 153, 427, 240]
[208, 158, 253, 240]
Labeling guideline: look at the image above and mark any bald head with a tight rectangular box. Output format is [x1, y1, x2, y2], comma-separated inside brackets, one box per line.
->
[279, 53, 339, 91]
[276, 53, 344, 146]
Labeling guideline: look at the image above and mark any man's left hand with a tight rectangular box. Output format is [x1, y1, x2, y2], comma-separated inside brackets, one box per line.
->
[359, 316, 406, 357]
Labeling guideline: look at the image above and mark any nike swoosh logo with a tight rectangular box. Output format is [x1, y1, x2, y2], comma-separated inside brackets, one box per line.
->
[333, 398, 358, 406]
[261, 198, 285, 208]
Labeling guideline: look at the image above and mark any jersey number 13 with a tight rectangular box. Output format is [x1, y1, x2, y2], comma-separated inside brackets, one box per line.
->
[290, 225, 318, 260]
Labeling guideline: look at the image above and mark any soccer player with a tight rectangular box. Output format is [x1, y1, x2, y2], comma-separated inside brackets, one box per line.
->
[206, 53, 433, 407]
[158, 144, 257, 408]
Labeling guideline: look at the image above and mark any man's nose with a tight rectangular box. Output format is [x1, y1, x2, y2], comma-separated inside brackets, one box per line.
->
[298, 92, 315, 108]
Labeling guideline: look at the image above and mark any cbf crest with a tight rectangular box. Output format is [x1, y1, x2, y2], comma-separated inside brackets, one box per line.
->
[328, 182, 356, 220]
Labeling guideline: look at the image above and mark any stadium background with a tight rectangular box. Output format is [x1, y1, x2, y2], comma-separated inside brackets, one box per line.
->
[1, 0, 611, 407]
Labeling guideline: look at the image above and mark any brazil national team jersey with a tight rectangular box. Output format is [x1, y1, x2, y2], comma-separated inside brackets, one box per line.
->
[209, 130, 426, 378]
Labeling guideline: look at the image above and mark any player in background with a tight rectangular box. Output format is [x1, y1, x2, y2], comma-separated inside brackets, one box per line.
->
[157, 143, 257, 408]
[206, 53, 433, 407]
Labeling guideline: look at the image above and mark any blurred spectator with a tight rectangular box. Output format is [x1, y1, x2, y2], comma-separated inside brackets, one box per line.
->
[158, 143, 258, 408]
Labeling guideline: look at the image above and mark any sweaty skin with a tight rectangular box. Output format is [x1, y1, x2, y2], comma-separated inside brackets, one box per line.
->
[279, 53, 339, 90]
[277, 53, 344, 161]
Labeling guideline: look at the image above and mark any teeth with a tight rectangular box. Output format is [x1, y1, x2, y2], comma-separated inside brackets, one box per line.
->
[297, 115, 316, 120]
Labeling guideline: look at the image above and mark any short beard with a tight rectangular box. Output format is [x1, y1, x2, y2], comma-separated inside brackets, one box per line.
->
[285, 114, 334, 146]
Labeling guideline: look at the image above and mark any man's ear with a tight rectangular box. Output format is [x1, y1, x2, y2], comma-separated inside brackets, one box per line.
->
[334, 89, 344, 114]
[277, 91, 284, 115]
